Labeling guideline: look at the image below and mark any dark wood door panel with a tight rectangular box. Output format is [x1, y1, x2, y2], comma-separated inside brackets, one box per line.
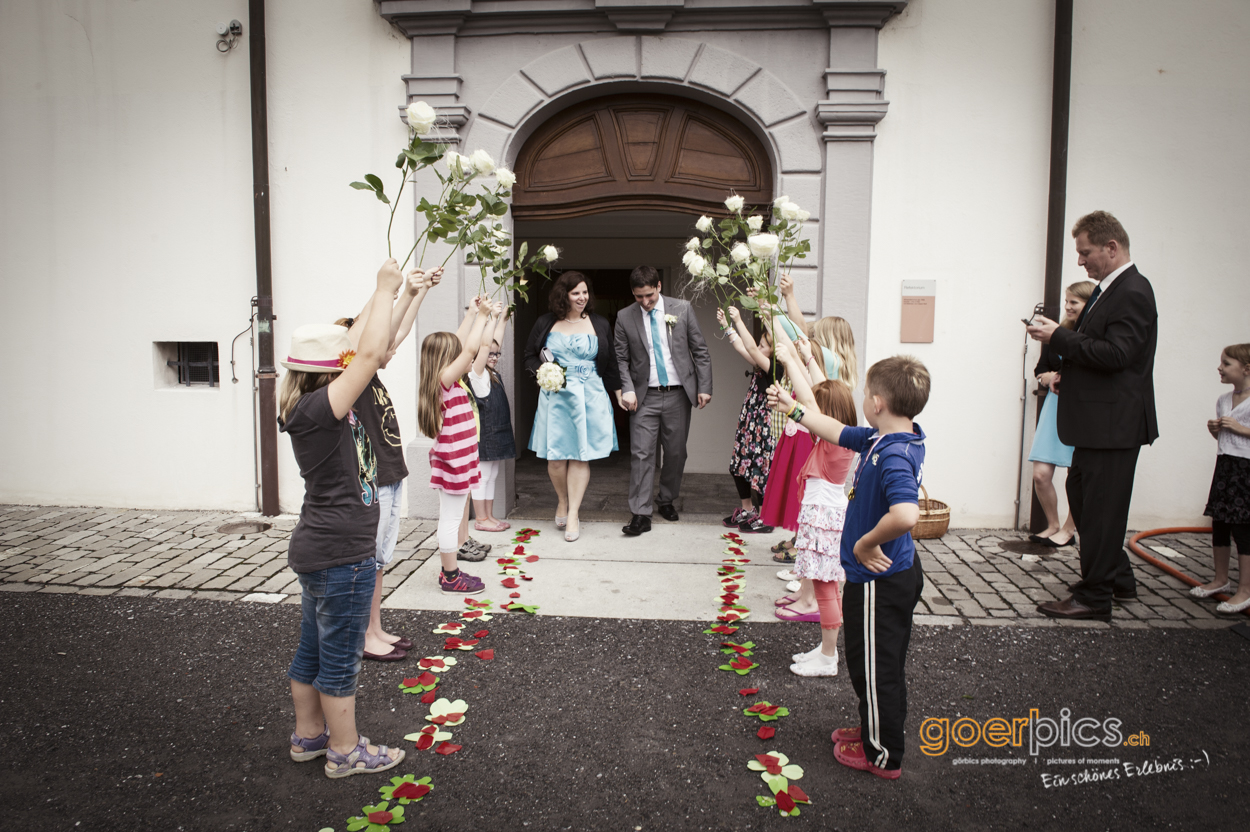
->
[513, 93, 772, 220]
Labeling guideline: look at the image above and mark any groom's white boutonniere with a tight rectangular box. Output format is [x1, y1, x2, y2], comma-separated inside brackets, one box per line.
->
[664, 314, 678, 328]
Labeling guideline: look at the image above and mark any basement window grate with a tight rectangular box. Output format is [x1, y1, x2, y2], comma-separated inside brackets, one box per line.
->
[167, 342, 220, 387]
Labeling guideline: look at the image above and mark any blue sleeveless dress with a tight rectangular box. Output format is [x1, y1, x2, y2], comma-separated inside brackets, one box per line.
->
[528, 332, 618, 461]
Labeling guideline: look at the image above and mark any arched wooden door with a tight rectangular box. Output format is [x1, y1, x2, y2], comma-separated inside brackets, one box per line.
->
[512, 94, 773, 219]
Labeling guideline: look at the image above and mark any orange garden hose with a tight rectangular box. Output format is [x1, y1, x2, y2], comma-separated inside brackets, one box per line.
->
[1127, 527, 1250, 618]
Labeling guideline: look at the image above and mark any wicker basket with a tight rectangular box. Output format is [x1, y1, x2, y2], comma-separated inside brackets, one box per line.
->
[911, 484, 950, 540]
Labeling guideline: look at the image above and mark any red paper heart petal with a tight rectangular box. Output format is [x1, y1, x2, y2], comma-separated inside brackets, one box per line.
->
[416, 671, 436, 686]
[759, 705, 779, 715]
[729, 658, 751, 669]
[420, 688, 438, 704]
[775, 791, 796, 813]
[430, 715, 447, 725]
[420, 725, 436, 735]
[463, 610, 483, 618]
[392, 781, 426, 799]
[367, 811, 395, 823]
[501, 578, 519, 588]
[755, 754, 779, 766]
[418, 659, 435, 669]
[746, 703, 764, 713]
[473, 629, 489, 638]
[414, 733, 434, 750]
[524, 555, 539, 563]
[521, 575, 534, 581]
[476, 649, 494, 660]
[402, 677, 421, 687]
[445, 712, 464, 721]
[434, 742, 462, 755]
[766, 764, 783, 775]
[788, 785, 809, 803]
[757, 726, 776, 740]
[509, 592, 521, 598]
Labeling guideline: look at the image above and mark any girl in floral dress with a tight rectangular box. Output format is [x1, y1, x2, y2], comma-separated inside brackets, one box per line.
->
[719, 306, 778, 533]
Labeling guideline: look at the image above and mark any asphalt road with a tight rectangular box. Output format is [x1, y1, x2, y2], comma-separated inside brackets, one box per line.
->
[1, 593, 1246, 831]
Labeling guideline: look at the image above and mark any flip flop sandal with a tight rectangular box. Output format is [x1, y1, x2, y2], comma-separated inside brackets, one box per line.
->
[774, 604, 821, 623]
[290, 726, 330, 762]
[770, 538, 795, 554]
[772, 550, 796, 564]
[775, 595, 800, 607]
[324, 735, 405, 779]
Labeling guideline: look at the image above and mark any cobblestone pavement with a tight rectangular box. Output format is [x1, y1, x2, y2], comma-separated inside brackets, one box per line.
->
[0, 505, 1242, 630]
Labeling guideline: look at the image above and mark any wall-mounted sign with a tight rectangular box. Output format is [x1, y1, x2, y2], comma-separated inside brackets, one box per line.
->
[901, 280, 936, 343]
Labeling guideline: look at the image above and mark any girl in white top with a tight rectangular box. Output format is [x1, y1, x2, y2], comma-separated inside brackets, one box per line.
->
[1192, 343, 1250, 613]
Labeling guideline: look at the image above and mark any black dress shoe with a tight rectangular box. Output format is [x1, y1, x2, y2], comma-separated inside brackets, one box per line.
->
[622, 514, 652, 536]
[1037, 596, 1112, 622]
[656, 503, 679, 522]
[1113, 589, 1138, 602]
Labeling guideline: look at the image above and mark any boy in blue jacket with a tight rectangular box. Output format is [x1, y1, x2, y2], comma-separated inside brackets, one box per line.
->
[769, 354, 929, 779]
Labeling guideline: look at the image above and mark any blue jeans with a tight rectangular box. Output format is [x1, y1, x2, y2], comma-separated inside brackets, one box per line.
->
[287, 557, 376, 697]
[375, 481, 403, 568]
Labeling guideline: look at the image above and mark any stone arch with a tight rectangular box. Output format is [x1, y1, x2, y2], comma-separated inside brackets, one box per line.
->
[462, 37, 824, 188]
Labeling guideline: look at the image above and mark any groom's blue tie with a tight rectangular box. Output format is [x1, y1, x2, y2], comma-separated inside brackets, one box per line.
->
[1075, 283, 1102, 330]
[649, 308, 670, 386]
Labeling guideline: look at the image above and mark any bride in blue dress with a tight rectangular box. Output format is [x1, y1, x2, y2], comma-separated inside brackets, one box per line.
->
[523, 271, 621, 542]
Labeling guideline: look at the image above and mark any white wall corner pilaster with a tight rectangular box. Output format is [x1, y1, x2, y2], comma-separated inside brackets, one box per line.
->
[397, 14, 470, 144]
[812, 5, 903, 384]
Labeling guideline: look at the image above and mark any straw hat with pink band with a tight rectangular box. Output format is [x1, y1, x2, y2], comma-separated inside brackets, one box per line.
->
[281, 324, 357, 373]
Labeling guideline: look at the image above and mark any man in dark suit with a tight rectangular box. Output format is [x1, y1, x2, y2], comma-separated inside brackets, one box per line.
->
[1027, 210, 1158, 621]
[614, 266, 713, 535]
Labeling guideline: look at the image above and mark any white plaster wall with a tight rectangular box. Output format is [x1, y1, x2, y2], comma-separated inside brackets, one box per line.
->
[0, 0, 412, 514]
[875, 0, 1250, 528]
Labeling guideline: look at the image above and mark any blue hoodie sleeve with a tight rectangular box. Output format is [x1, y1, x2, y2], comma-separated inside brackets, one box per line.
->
[837, 426, 876, 453]
[879, 452, 920, 506]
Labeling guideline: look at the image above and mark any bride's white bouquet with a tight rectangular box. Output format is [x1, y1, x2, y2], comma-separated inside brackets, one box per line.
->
[536, 361, 566, 392]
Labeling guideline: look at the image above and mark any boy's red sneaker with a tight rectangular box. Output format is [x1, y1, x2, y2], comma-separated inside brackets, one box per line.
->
[834, 740, 901, 780]
[831, 726, 860, 743]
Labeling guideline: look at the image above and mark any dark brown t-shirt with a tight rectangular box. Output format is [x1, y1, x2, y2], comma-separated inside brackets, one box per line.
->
[279, 386, 379, 573]
[354, 374, 409, 486]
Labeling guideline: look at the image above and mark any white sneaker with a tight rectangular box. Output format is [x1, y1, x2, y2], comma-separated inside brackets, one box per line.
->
[776, 569, 797, 581]
[790, 650, 838, 677]
[785, 580, 802, 592]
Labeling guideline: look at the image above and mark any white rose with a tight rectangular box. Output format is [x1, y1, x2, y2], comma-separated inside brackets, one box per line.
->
[685, 236, 700, 251]
[796, 208, 811, 222]
[773, 195, 789, 210]
[747, 215, 763, 232]
[681, 250, 697, 267]
[469, 149, 495, 174]
[730, 242, 751, 263]
[406, 101, 437, 134]
[695, 215, 713, 233]
[686, 253, 707, 276]
[778, 200, 802, 221]
[495, 167, 516, 189]
[444, 151, 466, 178]
[542, 245, 559, 262]
[747, 233, 779, 259]
[724, 195, 745, 213]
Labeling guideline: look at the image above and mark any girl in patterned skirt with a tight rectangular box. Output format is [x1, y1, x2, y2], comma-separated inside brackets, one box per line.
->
[1192, 343, 1250, 613]
[418, 297, 493, 594]
[775, 336, 859, 676]
[719, 305, 778, 534]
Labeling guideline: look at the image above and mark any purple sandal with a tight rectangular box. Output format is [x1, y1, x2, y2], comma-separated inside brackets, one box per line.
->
[289, 726, 330, 762]
[324, 735, 405, 779]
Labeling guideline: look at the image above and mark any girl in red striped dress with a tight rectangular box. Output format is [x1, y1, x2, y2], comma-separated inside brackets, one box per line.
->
[419, 297, 493, 594]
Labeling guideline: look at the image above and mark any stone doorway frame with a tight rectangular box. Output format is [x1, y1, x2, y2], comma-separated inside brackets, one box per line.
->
[382, 5, 905, 519]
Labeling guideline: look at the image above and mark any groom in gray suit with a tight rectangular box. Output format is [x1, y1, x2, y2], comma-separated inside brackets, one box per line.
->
[614, 266, 713, 535]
